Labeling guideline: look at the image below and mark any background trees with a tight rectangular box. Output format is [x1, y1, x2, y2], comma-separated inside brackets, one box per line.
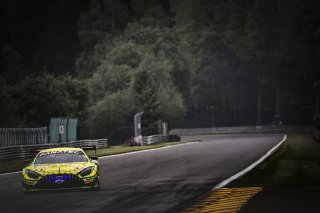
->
[0, 73, 89, 129]
[1, 0, 320, 141]
[86, 14, 186, 141]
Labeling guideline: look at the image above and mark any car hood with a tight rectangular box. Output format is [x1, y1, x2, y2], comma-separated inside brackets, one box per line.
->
[27, 162, 93, 176]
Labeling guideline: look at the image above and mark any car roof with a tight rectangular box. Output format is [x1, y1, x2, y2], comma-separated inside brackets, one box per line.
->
[38, 147, 83, 153]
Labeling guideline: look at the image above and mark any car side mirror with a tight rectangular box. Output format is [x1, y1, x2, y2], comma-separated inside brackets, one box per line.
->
[91, 156, 98, 160]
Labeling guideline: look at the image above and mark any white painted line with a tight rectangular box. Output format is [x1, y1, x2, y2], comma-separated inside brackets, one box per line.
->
[0, 142, 198, 176]
[212, 134, 287, 190]
[99, 142, 198, 159]
[0, 171, 21, 176]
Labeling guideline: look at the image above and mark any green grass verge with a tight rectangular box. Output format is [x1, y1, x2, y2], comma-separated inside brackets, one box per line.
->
[0, 141, 185, 174]
[230, 133, 320, 213]
[85, 141, 184, 157]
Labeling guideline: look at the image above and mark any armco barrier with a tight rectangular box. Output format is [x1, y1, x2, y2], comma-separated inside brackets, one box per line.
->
[142, 135, 168, 145]
[0, 139, 108, 161]
[170, 125, 314, 136]
[0, 127, 48, 147]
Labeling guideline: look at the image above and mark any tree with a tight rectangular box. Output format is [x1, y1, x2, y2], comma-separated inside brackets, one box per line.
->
[88, 89, 136, 142]
[86, 13, 186, 139]
[76, 0, 131, 77]
[0, 77, 23, 127]
[133, 69, 160, 135]
[13, 73, 89, 127]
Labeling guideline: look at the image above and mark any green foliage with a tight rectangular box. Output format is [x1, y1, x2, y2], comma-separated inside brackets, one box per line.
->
[88, 89, 136, 142]
[2, 0, 320, 138]
[85, 14, 187, 139]
[133, 69, 160, 134]
[0, 78, 23, 127]
[173, 0, 316, 126]
[13, 73, 89, 127]
[75, 0, 132, 77]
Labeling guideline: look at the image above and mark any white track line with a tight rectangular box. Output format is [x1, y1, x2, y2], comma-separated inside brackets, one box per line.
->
[212, 134, 287, 190]
[0, 171, 21, 176]
[99, 142, 198, 159]
[0, 135, 286, 177]
[0, 142, 198, 176]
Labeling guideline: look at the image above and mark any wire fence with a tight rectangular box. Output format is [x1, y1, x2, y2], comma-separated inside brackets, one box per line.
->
[0, 127, 111, 160]
[0, 127, 48, 148]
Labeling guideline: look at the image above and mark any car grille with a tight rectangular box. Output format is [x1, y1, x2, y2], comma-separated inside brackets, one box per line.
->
[36, 174, 83, 189]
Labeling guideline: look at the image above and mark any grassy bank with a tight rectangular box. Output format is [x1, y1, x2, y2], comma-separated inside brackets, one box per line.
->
[0, 141, 184, 174]
[85, 141, 184, 157]
[231, 133, 320, 213]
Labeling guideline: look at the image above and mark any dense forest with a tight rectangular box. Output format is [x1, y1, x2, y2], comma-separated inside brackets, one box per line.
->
[1, 0, 320, 141]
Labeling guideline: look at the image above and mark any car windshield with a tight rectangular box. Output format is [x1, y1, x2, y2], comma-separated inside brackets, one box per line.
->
[34, 150, 88, 164]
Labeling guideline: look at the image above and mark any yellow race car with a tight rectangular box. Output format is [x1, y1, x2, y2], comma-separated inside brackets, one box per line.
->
[22, 147, 100, 193]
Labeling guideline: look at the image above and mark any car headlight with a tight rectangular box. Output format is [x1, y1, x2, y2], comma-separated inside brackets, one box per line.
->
[26, 169, 41, 179]
[79, 167, 94, 177]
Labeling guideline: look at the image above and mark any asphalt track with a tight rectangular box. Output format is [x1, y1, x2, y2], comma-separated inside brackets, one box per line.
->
[0, 134, 285, 213]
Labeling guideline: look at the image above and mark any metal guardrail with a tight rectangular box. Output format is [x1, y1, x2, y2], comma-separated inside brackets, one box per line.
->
[0, 139, 108, 160]
[142, 135, 168, 145]
[170, 125, 314, 136]
[0, 127, 48, 147]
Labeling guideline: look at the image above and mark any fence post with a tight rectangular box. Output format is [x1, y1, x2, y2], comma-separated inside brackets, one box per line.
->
[4, 129, 9, 147]
[0, 129, 4, 147]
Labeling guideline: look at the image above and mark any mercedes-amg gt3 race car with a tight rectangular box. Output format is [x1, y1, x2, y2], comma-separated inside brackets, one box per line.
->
[22, 147, 100, 193]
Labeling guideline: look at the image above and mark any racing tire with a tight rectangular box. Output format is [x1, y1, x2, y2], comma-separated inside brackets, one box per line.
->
[22, 187, 31, 194]
[91, 176, 100, 191]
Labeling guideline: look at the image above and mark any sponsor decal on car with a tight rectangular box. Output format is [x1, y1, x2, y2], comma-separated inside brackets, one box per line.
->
[39, 150, 83, 157]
